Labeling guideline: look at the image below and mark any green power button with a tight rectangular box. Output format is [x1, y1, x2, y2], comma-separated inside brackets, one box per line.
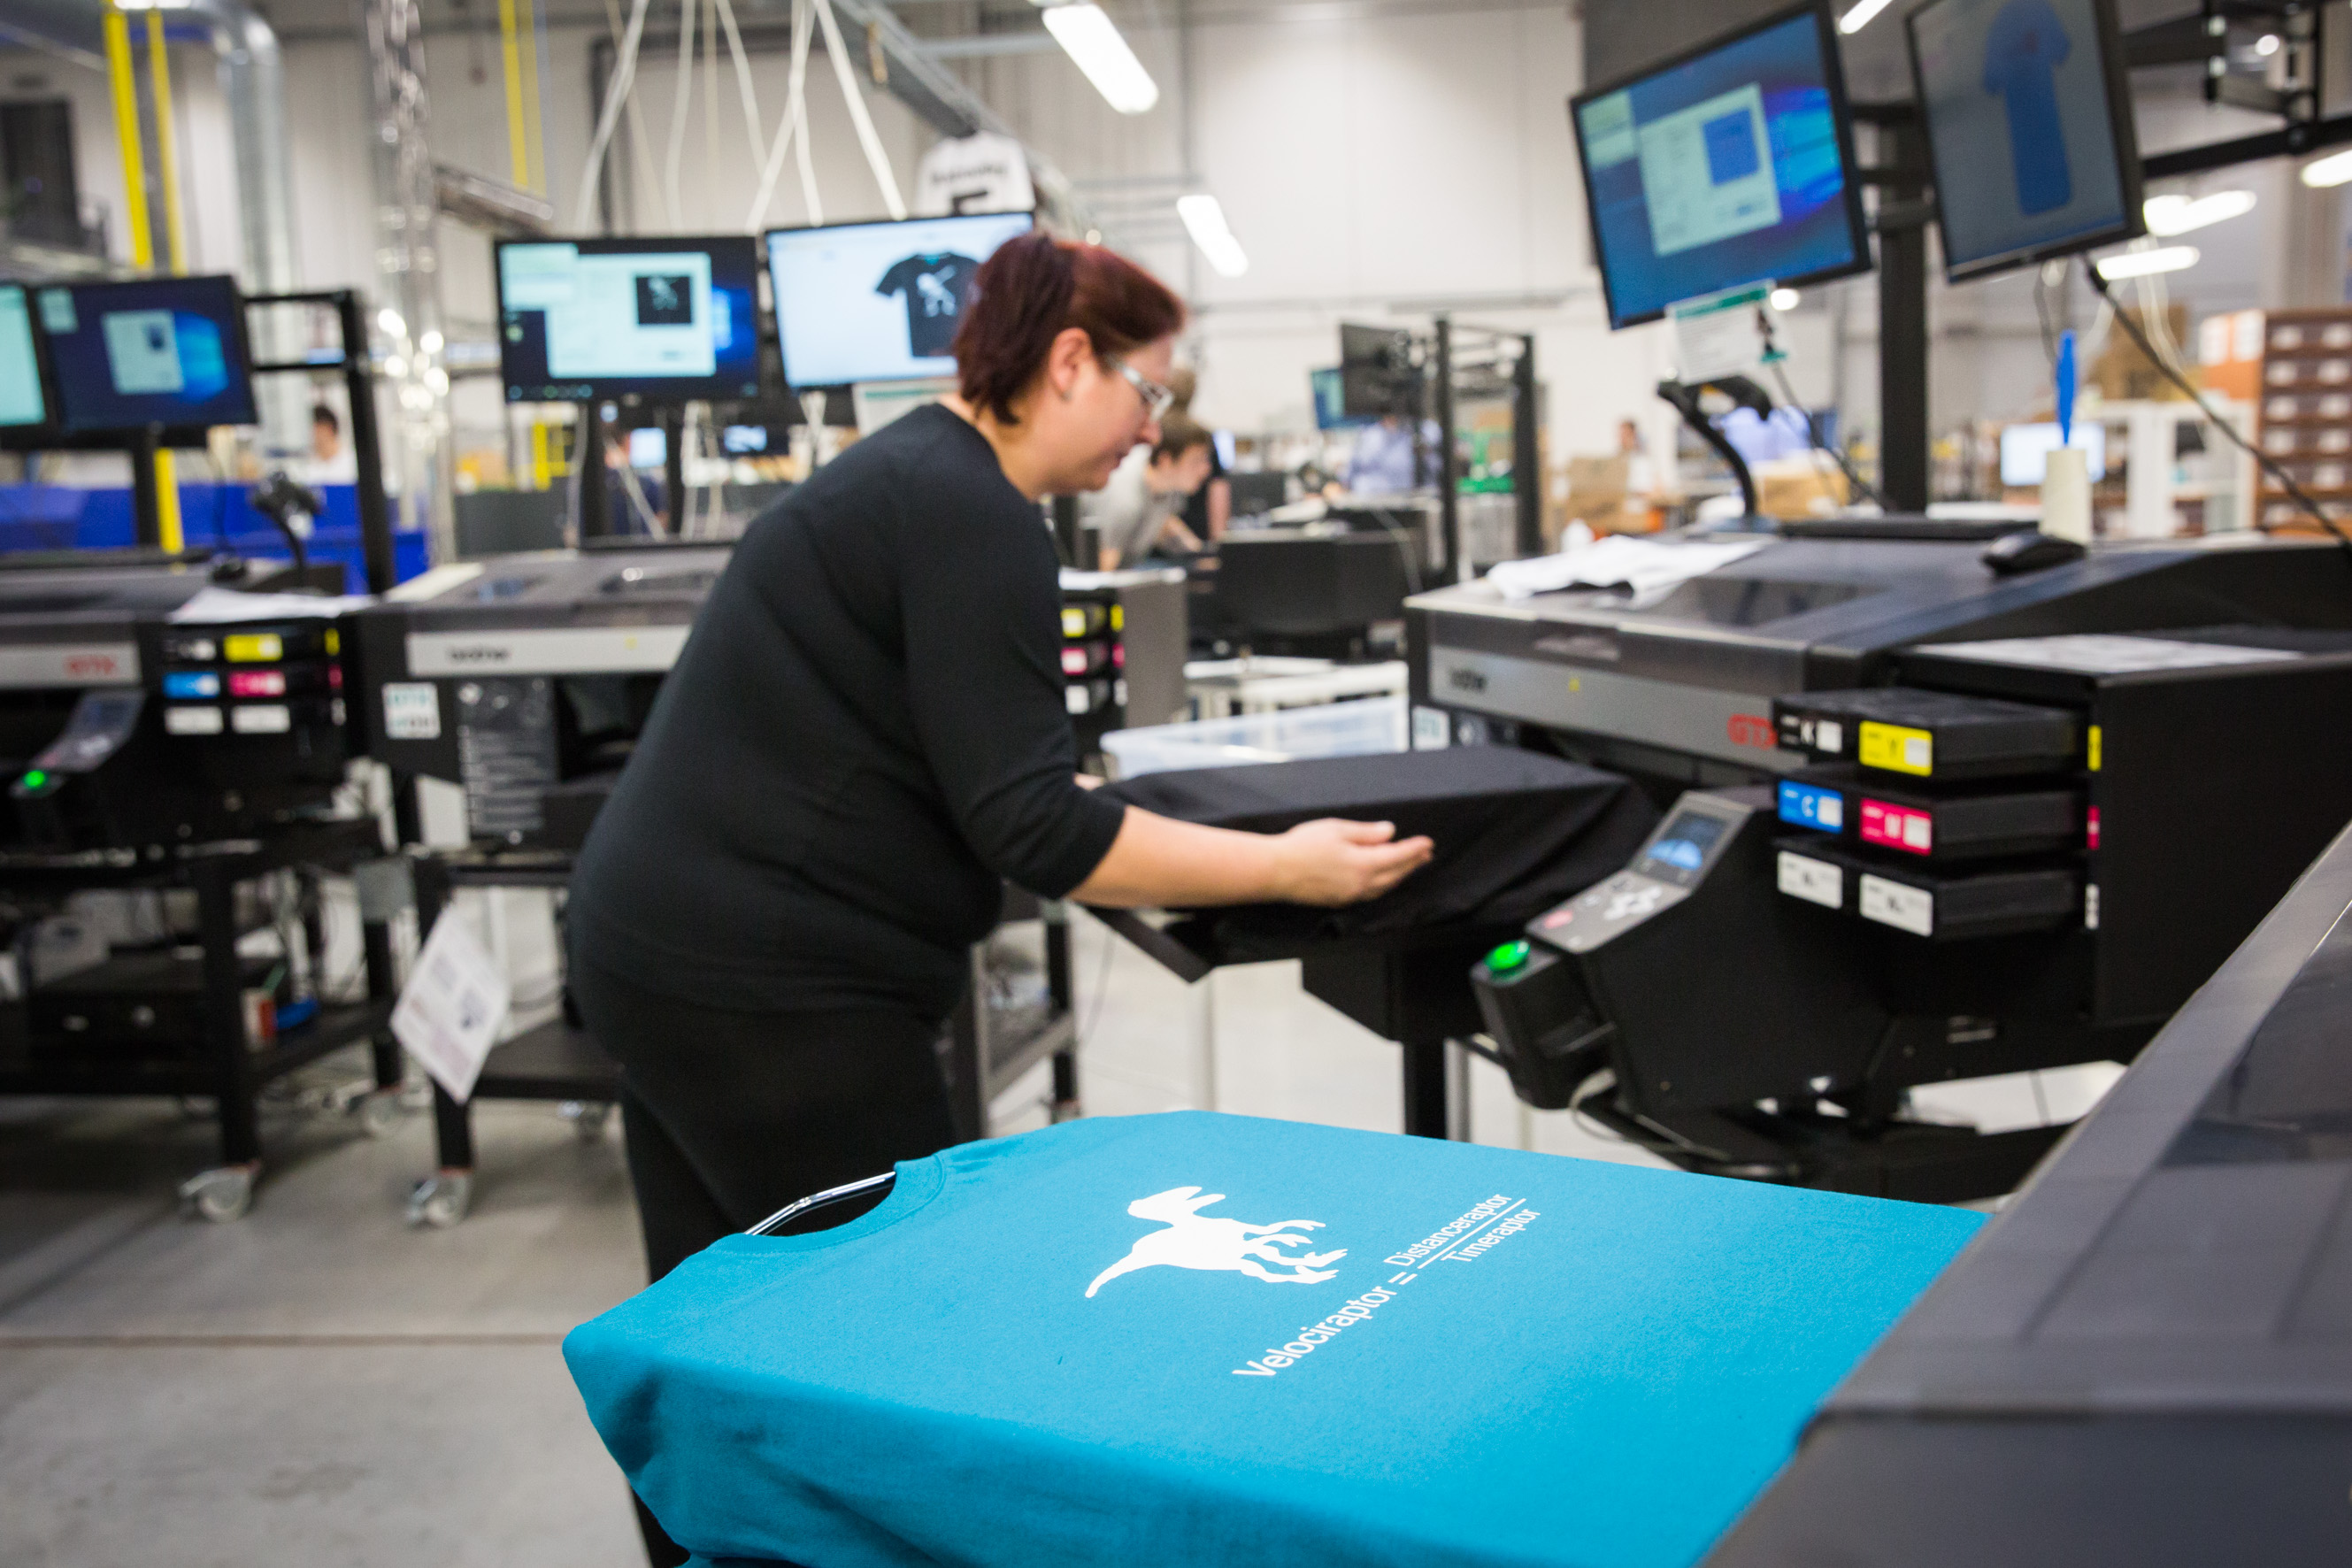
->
[1486, 939, 1532, 974]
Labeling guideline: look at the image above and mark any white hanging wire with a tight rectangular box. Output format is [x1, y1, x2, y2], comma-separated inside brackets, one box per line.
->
[745, 0, 813, 229]
[571, 0, 653, 232]
[702, 0, 721, 225]
[790, 0, 821, 226]
[714, 0, 767, 181]
[663, 0, 700, 230]
[810, 0, 906, 219]
[602, 0, 663, 227]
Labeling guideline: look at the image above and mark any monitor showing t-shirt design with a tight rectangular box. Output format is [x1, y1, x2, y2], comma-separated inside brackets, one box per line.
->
[1569, 2, 1870, 328]
[1908, 0, 2142, 281]
[765, 212, 1035, 388]
[496, 235, 765, 404]
[36, 274, 257, 436]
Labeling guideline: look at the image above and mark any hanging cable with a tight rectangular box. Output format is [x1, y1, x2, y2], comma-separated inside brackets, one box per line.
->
[702, 0, 721, 226]
[600, 0, 662, 227]
[2081, 255, 2352, 561]
[811, 0, 906, 219]
[663, 0, 699, 230]
[714, 0, 767, 175]
[748, 0, 820, 229]
[572, 0, 653, 231]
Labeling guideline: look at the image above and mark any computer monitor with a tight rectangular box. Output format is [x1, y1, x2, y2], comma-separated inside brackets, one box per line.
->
[2000, 420, 2107, 484]
[496, 236, 765, 404]
[1570, 1, 1870, 329]
[1337, 324, 1420, 419]
[1908, 0, 2143, 281]
[35, 274, 257, 437]
[0, 285, 50, 433]
[1310, 368, 1369, 432]
[765, 211, 1035, 388]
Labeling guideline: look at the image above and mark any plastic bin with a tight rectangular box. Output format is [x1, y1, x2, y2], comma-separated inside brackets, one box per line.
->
[1101, 696, 1408, 779]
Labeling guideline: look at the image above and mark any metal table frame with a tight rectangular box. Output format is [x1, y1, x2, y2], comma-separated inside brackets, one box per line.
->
[0, 817, 403, 1219]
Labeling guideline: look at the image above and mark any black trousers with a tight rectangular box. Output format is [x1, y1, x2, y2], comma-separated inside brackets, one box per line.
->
[568, 958, 959, 1567]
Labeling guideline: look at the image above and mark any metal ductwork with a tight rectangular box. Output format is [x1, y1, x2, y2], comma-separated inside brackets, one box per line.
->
[1, 0, 297, 293]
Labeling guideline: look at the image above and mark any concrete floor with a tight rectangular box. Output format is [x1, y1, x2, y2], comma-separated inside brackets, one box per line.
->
[0, 908, 2107, 1566]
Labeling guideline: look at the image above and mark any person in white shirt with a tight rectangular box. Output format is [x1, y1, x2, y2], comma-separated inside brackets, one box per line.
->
[304, 404, 359, 486]
[1086, 412, 1213, 569]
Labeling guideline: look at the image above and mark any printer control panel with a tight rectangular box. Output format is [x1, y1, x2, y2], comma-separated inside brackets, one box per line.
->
[1527, 794, 1752, 955]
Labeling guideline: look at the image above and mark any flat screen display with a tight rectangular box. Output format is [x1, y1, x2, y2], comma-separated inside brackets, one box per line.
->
[1641, 811, 1730, 880]
[1909, 0, 2142, 281]
[37, 274, 256, 435]
[0, 285, 46, 428]
[2000, 420, 2107, 484]
[1571, 3, 1869, 328]
[765, 211, 1034, 388]
[497, 236, 764, 404]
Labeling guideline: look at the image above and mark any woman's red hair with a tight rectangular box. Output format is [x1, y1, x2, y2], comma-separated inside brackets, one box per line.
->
[952, 232, 1185, 424]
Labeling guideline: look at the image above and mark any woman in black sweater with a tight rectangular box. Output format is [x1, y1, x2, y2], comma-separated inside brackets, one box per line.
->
[568, 238, 1428, 1558]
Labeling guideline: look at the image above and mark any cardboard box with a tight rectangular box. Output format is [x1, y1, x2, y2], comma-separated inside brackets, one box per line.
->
[1756, 461, 1847, 520]
[2093, 303, 2194, 403]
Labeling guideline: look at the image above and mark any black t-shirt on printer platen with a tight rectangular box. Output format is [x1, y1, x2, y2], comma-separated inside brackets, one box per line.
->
[1102, 746, 1660, 957]
[876, 252, 980, 358]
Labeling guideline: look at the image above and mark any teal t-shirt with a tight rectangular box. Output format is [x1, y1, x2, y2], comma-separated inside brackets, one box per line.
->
[564, 1111, 1981, 1568]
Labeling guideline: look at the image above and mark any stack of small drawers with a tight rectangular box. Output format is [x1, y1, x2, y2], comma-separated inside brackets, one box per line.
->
[1765, 687, 2087, 942]
[2256, 308, 2352, 532]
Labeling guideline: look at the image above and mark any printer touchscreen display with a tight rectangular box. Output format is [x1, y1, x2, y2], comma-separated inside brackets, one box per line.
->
[1641, 811, 1728, 886]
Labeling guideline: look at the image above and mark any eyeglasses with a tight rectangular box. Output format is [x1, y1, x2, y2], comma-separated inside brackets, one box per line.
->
[1102, 355, 1176, 422]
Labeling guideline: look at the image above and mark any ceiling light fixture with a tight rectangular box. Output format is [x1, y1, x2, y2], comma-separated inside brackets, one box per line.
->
[1769, 287, 1800, 311]
[1838, 0, 1894, 35]
[2302, 149, 2352, 188]
[1177, 193, 1249, 278]
[2142, 189, 2256, 235]
[2095, 245, 2201, 281]
[1037, 3, 1159, 115]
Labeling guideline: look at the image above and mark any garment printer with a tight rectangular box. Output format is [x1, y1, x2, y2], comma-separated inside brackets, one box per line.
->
[354, 542, 1190, 848]
[0, 553, 357, 849]
[1421, 521, 2352, 1198]
[351, 542, 731, 849]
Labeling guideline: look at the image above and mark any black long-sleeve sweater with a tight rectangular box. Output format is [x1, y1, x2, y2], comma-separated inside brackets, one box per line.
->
[568, 405, 1127, 1018]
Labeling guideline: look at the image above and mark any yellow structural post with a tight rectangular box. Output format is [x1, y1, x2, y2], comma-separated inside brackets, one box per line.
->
[142, 7, 187, 553]
[103, 2, 184, 554]
[499, 0, 529, 189]
[519, 0, 544, 193]
[530, 421, 550, 490]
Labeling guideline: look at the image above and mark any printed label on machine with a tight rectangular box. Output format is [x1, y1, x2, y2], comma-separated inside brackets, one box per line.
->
[382, 682, 442, 741]
[1857, 722, 1933, 776]
[391, 910, 511, 1104]
[1859, 799, 1933, 854]
[1859, 874, 1934, 936]
[1411, 706, 1452, 750]
[1777, 851, 1842, 910]
[1777, 779, 1843, 833]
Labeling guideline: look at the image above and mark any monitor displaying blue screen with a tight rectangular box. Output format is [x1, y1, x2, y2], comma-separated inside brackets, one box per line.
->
[765, 211, 1034, 388]
[1572, 4, 1869, 328]
[1909, 0, 2141, 281]
[0, 286, 46, 429]
[37, 274, 255, 435]
[1311, 367, 1371, 431]
[497, 236, 764, 404]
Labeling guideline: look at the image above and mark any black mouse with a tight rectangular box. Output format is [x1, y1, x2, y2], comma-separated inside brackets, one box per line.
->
[1981, 529, 2086, 574]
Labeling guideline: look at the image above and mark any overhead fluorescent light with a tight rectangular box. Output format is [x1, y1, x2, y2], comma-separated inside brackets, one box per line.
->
[1769, 288, 1800, 311]
[2095, 245, 2201, 281]
[1177, 193, 1248, 278]
[2143, 190, 2256, 235]
[1838, 0, 1894, 35]
[2303, 149, 2352, 188]
[1039, 4, 1159, 115]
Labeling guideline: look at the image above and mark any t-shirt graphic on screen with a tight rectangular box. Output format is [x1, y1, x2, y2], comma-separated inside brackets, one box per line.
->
[635, 273, 695, 327]
[1984, 0, 2072, 216]
[876, 252, 980, 358]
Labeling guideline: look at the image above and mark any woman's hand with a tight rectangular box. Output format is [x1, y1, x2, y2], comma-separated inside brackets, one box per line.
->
[1266, 819, 1433, 907]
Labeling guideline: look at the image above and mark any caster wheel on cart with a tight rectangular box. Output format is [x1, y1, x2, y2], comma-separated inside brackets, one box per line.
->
[356, 1089, 404, 1139]
[406, 1172, 473, 1228]
[179, 1164, 256, 1223]
[561, 1101, 614, 1141]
